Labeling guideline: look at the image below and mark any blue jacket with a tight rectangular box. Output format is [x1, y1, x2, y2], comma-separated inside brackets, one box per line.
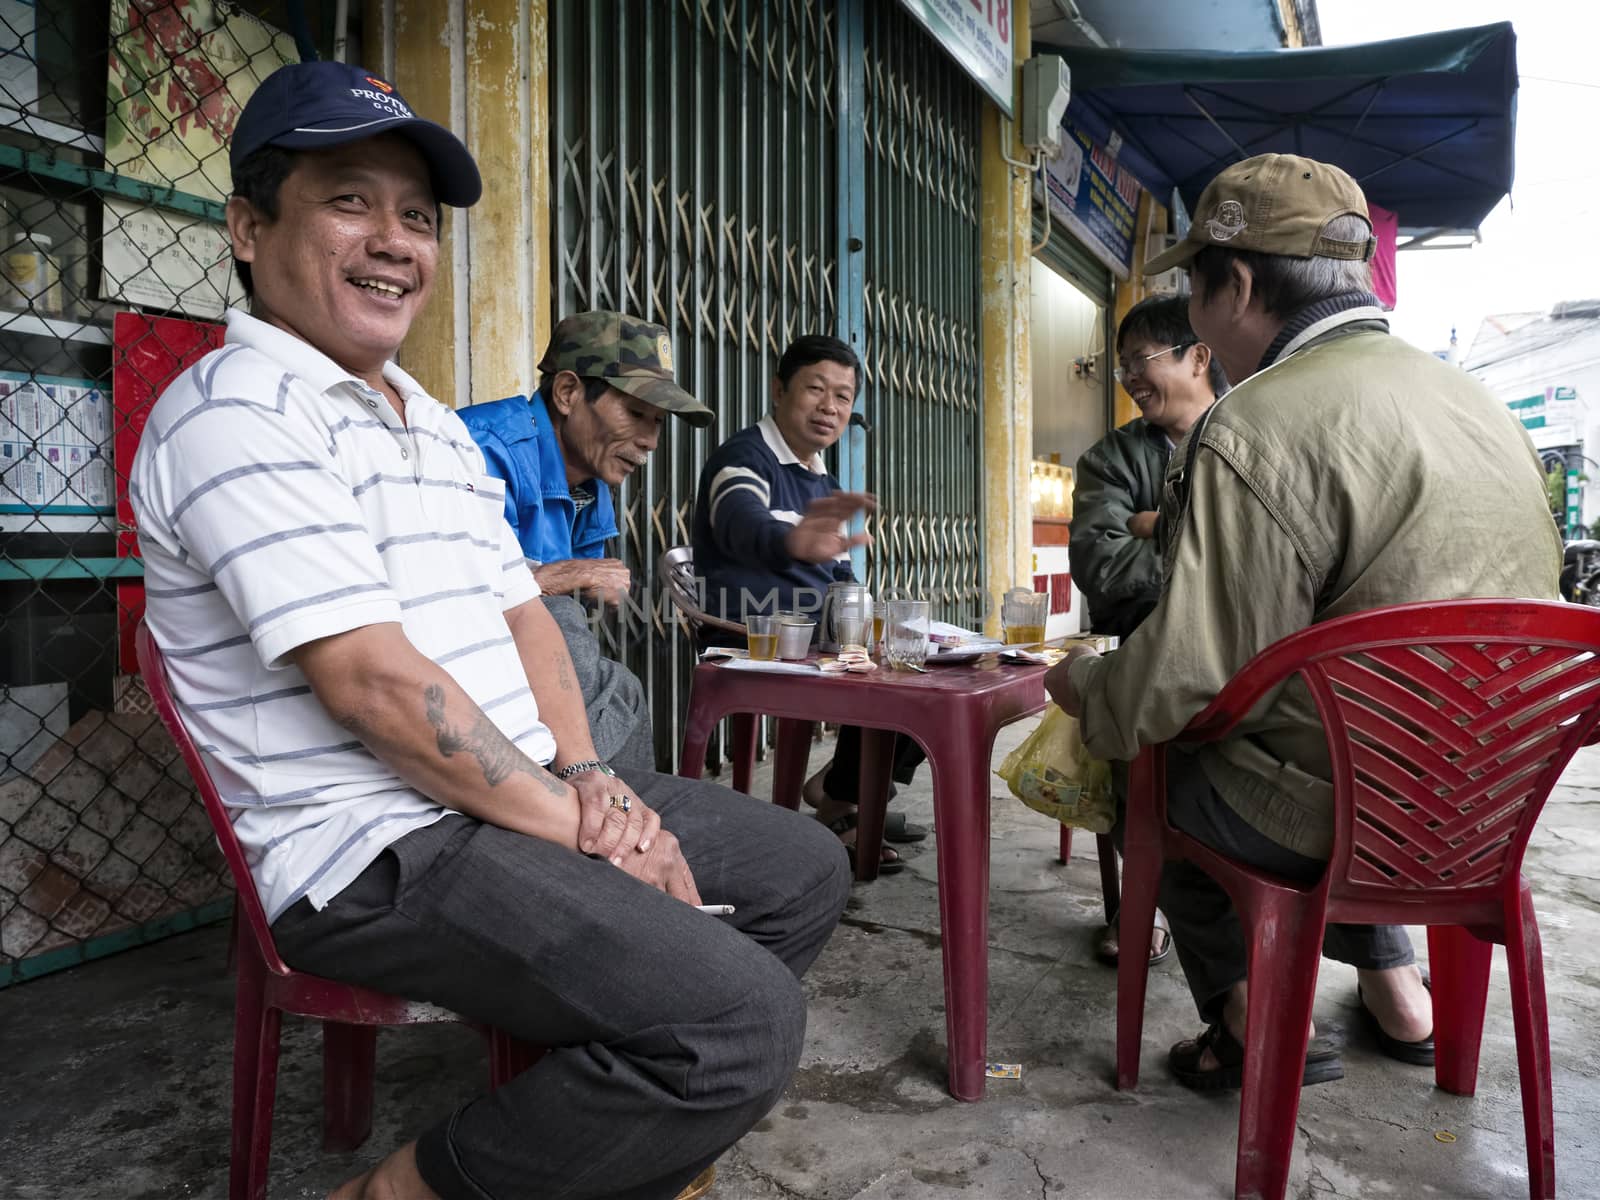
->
[457, 394, 619, 564]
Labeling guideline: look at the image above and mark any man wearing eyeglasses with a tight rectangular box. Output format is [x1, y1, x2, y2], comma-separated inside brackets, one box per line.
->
[1071, 296, 1226, 643]
[1069, 295, 1226, 970]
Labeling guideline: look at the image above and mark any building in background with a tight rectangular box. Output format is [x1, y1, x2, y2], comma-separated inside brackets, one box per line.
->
[0, 0, 1322, 984]
[1466, 301, 1600, 537]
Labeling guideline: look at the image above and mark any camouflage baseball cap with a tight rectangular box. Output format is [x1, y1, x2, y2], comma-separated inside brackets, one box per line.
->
[537, 311, 713, 428]
[1144, 153, 1375, 276]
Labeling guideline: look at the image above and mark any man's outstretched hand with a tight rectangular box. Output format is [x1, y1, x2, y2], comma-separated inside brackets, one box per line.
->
[785, 491, 877, 564]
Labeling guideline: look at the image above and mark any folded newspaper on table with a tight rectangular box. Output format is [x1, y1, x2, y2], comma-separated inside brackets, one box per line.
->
[996, 705, 1115, 833]
[714, 658, 820, 676]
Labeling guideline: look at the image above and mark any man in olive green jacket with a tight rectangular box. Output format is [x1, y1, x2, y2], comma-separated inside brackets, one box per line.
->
[1047, 154, 1560, 1091]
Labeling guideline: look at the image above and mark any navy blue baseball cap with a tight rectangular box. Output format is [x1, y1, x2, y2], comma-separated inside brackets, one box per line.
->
[229, 61, 482, 207]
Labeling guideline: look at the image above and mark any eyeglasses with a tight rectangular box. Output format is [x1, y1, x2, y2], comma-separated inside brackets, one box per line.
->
[1114, 342, 1195, 386]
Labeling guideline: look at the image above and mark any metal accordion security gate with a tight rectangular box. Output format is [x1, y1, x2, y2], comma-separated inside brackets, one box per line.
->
[858, 0, 983, 624]
[551, 0, 984, 767]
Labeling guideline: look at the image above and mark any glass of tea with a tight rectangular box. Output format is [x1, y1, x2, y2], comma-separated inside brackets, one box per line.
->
[745, 614, 778, 660]
[1001, 588, 1049, 646]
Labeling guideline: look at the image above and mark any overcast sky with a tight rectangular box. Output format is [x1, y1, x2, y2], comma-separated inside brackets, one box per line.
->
[1316, 1, 1600, 354]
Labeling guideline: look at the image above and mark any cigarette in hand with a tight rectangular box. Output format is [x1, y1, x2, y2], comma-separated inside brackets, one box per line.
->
[695, 903, 736, 915]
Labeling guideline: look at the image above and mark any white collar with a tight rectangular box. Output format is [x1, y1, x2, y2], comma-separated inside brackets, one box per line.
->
[224, 308, 430, 402]
[758, 414, 826, 474]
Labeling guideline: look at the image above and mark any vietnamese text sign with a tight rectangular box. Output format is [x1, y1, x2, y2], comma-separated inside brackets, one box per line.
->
[895, 0, 1013, 116]
[1041, 116, 1142, 280]
[1508, 385, 1585, 443]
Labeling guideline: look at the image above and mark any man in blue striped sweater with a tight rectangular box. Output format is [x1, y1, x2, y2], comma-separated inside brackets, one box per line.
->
[692, 335, 927, 872]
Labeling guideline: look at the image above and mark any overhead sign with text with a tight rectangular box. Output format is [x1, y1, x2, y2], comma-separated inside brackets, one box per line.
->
[895, 0, 1013, 116]
[1041, 116, 1143, 280]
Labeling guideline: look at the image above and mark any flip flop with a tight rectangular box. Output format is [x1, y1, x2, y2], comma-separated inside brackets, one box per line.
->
[1094, 910, 1172, 967]
[824, 811, 905, 875]
[1169, 1022, 1344, 1092]
[883, 811, 929, 844]
[1357, 979, 1435, 1066]
[674, 1164, 716, 1200]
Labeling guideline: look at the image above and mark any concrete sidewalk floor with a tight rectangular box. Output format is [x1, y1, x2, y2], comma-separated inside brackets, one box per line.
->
[2, 722, 1598, 1199]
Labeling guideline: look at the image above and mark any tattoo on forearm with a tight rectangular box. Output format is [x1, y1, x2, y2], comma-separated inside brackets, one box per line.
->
[422, 683, 567, 796]
[556, 651, 574, 694]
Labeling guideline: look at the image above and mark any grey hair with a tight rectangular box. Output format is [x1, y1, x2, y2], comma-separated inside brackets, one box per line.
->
[1190, 213, 1374, 318]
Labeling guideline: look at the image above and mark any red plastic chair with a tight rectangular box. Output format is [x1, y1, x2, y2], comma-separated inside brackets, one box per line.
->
[136, 624, 543, 1200]
[1116, 599, 1600, 1200]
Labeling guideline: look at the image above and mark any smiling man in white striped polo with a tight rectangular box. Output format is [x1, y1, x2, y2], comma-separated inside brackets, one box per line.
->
[130, 60, 847, 1200]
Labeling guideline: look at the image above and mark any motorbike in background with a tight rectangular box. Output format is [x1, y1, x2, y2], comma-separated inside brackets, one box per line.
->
[1560, 540, 1600, 605]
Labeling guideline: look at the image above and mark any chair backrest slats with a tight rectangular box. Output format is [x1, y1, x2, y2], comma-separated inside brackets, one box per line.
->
[1186, 601, 1600, 904]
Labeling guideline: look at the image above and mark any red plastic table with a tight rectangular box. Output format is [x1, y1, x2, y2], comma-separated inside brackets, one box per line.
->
[677, 657, 1048, 1100]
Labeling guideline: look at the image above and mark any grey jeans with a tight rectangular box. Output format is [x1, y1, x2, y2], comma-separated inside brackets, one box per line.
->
[543, 594, 654, 770]
[272, 768, 851, 1200]
[1134, 752, 1414, 1025]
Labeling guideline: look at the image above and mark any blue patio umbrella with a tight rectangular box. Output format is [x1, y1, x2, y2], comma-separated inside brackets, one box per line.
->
[1046, 22, 1517, 236]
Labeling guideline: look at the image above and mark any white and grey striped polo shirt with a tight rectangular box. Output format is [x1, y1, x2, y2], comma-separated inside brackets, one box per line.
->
[132, 310, 555, 923]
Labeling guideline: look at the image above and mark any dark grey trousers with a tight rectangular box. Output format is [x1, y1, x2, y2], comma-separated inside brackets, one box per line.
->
[1139, 754, 1415, 1025]
[543, 595, 655, 770]
[273, 768, 851, 1200]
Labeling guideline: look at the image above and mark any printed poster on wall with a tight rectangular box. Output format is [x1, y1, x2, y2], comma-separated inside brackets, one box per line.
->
[895, 0, 1013, 116]
[111, 310, 224, 676]
[0, 371, 113, 513]
[105, 0, 296, 204]
[112, 309, 224, 555]
[1041, 117, 1143, 281]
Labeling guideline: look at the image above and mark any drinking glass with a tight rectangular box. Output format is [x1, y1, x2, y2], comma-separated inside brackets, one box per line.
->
[745, 614, 778, 660]
[1001, 588, 1049, 646]
[884, 599, 931, 670]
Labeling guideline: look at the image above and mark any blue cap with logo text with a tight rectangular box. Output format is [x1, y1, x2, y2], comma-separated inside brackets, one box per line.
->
[229, 61, 482, 207]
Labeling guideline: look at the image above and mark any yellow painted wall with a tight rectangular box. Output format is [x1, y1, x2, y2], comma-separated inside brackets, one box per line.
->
[365, 0, 552, 407]
[979, 0, 1034, 633]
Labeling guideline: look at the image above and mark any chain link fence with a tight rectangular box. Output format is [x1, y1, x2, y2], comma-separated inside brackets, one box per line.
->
[0, 0, 340, 986]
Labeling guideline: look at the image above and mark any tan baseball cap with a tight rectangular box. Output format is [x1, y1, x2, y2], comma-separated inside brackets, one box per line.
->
[537, 311, 714, 428]
[1144, 153, 1375, 276]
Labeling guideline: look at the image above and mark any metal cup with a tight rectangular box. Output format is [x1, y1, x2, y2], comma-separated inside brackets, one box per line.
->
[776, 616, 816, 660]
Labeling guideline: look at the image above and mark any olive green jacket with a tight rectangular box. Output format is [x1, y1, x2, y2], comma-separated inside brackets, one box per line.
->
[1069, 312, 1561, 858]
[1069, 418, 1171, 640]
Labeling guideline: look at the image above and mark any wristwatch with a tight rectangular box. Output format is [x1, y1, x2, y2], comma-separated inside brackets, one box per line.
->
[556, 759, 614, 781]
